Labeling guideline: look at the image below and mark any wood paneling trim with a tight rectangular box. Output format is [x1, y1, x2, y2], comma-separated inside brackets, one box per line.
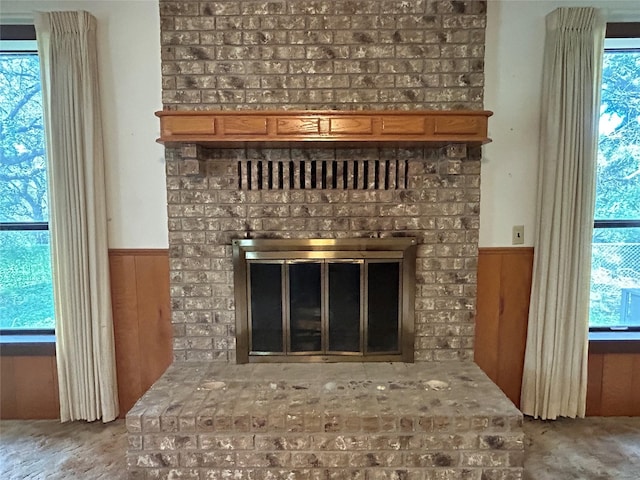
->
[110, 254, 143, 416]
[586, 353, 604, 416]
[134, 255, 173, 390]
[0, 337, 56, 356]
[497, 251, 533, 405]
[109, 249, 172, 416]
[601, 354, 640, 416]
[589, 338, 640, 354]
[14, 356, 59, 418]
[475, 251, 502, 381]
[475, 247, 534, 408]
[478, 247, 534, 256]
[0, 357, 17, 418]
[109, 248, 169, 256]
[0, 356, 59, 419]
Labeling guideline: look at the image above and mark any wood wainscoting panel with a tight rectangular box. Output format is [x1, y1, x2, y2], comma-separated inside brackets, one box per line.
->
[586, 353, 604, 416]
[600, 354, 640, 416]
[497, 250, 535, 405]
[109, 249, 172, 417]
[475, 250, 502, 381]
[0, 356, 59, 419]
[110, 253, 143, 416]
[476, 246, 639, 416]
[134, 254, 173, 390]
[475, 247, 534, 408]
[0, 357, 18, 418]
[14, 356, 59, 418]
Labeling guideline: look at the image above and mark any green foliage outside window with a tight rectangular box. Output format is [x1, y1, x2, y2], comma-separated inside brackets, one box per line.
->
[590, 49, 640, 328]
[0, 51, 55, 331]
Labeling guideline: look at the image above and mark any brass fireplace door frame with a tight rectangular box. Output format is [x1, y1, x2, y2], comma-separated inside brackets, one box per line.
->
[233, 238, 416, 363]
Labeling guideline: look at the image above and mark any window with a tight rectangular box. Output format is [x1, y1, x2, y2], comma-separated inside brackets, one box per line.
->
[0, 25, 55, 334]
[589, 26, 640, 332]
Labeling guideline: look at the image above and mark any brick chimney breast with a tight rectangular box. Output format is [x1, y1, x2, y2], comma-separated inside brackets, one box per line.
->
[160, 0, 486, 362]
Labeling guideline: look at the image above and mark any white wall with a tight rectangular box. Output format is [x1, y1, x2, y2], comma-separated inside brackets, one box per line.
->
[482, 0, 640, 247]
[2, 0, 167, 248]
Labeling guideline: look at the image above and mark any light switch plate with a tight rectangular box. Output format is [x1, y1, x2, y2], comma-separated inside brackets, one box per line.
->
[512, 225, 524, 245]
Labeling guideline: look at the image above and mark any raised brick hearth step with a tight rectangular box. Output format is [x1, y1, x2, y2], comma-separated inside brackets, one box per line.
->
[127, 362, 523, 480]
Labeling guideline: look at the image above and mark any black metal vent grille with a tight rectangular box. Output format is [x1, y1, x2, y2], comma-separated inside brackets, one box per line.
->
[237, 160, 409, 191]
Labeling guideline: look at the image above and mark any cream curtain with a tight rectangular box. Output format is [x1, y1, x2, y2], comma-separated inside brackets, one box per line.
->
[35, 11, 118, 422]
[520, 8, 605, 420]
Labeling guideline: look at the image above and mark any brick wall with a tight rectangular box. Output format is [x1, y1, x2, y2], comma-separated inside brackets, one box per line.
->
[159, 0, 487, 362]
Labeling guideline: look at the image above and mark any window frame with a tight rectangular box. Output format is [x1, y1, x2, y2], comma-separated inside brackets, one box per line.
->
[588, 22, 640, 351]
[0, 24, 55, 351]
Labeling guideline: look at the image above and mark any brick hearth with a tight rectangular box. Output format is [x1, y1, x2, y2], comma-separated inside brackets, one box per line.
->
[127, 362, 523, 479]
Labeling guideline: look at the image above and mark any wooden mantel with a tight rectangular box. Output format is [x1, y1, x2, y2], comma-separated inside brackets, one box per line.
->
[156, 110, 492, 147]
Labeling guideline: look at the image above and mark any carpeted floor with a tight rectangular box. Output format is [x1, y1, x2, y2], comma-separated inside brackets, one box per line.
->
[1, 416, 639, 479]
[0, 419, 127, 479]
[523, 416, 640, 480]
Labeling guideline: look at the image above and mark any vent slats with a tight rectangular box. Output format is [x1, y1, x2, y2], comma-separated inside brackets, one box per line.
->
[237, 160, 408, 191]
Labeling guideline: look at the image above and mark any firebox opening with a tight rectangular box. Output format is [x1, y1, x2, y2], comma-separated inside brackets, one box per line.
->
[233, 238, 416, 363]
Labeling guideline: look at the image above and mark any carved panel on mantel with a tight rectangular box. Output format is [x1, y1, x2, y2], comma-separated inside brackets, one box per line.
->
[156, 110, 492, 147]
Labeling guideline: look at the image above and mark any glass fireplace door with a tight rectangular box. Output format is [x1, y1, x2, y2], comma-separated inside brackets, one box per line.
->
[248, 262, 284, 354]
[288, 262, 322, 353]
[327, 261, 362, 353]
[247, 258, 402, 358]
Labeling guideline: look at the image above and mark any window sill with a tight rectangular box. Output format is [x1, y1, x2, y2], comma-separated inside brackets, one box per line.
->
[0, 335, 56, 356]
[589, 331, 640, 354]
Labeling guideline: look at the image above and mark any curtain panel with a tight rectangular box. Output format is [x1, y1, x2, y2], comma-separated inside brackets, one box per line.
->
[35, 10, 118, 422]
[520, 8, 605, 420]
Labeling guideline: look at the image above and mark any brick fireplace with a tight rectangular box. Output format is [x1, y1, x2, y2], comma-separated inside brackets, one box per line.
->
[161, 0, 487, 363]
[126, 1, 524, 478]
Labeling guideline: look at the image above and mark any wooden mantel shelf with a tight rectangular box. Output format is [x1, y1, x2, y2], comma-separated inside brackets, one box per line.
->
[156, 110, 492, 147]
